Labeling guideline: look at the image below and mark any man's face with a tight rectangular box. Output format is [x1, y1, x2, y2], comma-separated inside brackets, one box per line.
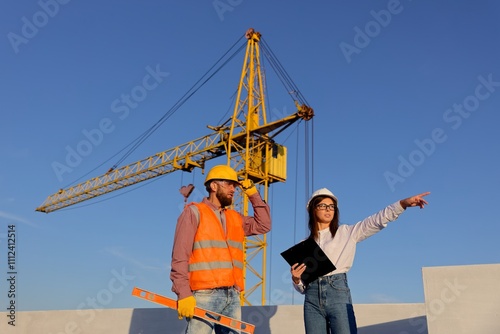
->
[215, 180, 237, 207]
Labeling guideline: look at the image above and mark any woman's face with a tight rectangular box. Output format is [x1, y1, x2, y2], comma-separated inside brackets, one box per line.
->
[314, 197, 336, 225]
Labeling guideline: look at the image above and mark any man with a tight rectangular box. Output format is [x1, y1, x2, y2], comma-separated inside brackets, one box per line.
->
[170, 164, 271, 334]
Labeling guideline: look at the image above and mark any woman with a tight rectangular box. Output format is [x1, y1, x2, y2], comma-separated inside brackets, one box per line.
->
[291, 188, 430, 334]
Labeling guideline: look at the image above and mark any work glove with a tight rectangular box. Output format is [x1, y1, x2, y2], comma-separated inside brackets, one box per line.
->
[241, 179, 257, 196]
[177, 295, 196, 319]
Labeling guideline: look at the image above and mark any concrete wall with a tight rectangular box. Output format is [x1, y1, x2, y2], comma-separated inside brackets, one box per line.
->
[354, 304, 427, 334]
[422, 263, 500, 334]
[1, 263, 498, 333]
[0, 304, 426, 334]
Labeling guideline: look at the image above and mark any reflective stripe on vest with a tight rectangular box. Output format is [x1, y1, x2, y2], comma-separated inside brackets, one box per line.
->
[188, 203, 245, 291]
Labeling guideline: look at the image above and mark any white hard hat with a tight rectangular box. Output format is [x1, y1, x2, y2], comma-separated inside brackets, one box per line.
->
[306, 188, 338, 210]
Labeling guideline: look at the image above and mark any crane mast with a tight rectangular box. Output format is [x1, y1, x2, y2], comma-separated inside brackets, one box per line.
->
[229, 29, 270, 305]
[36, 28, 314, 305]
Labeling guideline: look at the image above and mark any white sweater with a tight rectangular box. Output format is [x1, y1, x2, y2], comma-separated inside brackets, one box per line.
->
[294, 201, 405, 293]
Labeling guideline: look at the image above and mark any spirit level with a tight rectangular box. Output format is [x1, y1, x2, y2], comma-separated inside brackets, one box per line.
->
[131, 287, 255, 334]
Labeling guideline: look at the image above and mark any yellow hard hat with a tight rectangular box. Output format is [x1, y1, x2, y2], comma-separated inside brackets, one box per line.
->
[204, 165, 239, 185]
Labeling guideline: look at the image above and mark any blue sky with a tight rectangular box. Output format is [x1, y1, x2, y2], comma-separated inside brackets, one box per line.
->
[1, 0, 500, 312]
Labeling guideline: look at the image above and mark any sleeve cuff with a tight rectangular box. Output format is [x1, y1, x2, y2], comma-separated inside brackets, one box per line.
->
[177, 287, 194, 300]
[293, 280, 306, 293]
[393, 201, 405, 214]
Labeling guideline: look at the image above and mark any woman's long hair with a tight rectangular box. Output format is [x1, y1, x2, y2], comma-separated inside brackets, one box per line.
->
[307, 195, 340, 240]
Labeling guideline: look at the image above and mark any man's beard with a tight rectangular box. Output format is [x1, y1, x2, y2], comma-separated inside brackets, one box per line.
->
[216, 189, 233, 207]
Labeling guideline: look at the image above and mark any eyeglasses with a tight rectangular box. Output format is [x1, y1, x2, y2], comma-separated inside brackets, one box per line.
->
[316, 203, 336, 211]
[216, 180, 239, 188]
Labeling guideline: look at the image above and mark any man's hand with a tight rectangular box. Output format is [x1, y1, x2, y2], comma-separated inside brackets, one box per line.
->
[240, 179, 257, 196]
[177, 295, 196, 319]
[400, 192, 431, 209]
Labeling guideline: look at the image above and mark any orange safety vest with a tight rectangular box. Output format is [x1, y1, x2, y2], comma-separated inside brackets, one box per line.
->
[188, 203, 245, 291]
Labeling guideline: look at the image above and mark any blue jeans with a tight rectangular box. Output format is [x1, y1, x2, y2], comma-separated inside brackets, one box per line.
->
[186, 287, 241, 334]
[303, 273, 357, 334]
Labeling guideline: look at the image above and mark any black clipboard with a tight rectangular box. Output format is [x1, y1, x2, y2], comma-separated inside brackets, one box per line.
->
[280, 238, 336, 285]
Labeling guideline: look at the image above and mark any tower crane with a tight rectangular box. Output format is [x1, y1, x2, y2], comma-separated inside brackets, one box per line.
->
[36, 28, 314, 305]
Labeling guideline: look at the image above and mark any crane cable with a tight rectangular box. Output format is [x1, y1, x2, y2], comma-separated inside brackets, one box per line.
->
[262, 36, 316, 237]
[260, 44, 299, 303]
[259, 37, 316, 304]
[60, 35, 248, 207]
[65, 34, 308, 190]
[110, 36, 247, 169]
[291, 122, 301, 305]
[63, 34, 247, 189]
[260, 38, 311, 107]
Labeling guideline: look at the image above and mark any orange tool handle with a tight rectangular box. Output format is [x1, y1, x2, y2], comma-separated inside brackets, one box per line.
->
[131, 287, 255, 334]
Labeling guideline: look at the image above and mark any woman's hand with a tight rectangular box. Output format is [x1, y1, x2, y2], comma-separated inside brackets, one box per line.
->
[291, 263, 307, 284]
[400, 192, 431, 209]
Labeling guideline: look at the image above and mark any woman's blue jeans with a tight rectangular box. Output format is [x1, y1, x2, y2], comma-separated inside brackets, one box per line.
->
[185, 287, 241, 334]
[303, 273, 357, 334]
